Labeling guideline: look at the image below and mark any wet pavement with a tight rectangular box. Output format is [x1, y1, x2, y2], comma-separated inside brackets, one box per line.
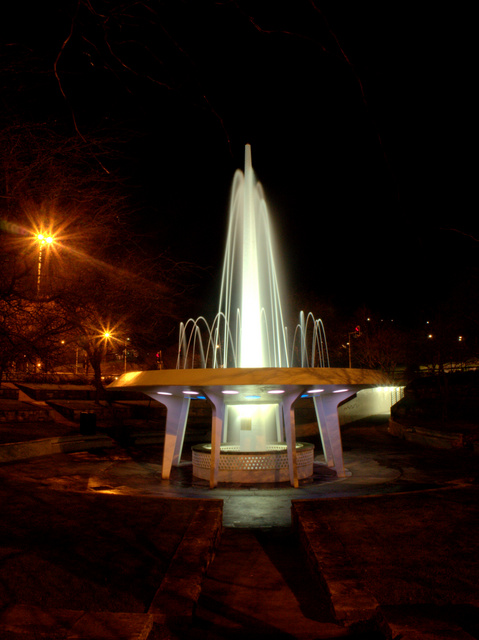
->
[2, 416, 475, 528]
[0, 412, 478, 638]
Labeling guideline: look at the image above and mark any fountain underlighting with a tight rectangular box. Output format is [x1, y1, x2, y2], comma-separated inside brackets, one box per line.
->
[109, 146, 385, 487]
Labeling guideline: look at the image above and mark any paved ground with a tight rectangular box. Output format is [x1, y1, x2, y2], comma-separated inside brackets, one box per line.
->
[0, 389, 478, 638]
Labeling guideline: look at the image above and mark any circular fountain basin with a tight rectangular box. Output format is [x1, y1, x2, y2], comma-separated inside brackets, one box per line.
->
[192, 442, 314, 483]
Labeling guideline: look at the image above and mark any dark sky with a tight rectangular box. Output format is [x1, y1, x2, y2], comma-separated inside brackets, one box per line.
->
[1, 2, 476, 323]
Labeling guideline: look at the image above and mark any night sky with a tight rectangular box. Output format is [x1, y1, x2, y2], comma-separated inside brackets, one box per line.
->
[2, 2, 476, 325]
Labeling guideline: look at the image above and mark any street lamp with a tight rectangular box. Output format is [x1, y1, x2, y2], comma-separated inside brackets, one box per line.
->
[347, 326, 361, 368]
[96, 328, 129, 374]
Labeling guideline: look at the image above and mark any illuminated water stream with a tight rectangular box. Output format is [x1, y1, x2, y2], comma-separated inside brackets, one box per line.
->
[177, 145, 328, 371]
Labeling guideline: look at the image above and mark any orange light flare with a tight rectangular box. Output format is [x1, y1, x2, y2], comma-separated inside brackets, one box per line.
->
[30, 226, 62, 261]
[10, 217, 166, 296]
[93, 323, 125, 348]
[1, 217, 154, 297]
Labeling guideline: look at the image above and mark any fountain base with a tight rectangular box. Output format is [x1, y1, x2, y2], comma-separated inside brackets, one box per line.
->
[191, 442, 314, 483]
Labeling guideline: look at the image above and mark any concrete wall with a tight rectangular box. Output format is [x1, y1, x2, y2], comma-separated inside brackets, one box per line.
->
[338, 386, 404, 425]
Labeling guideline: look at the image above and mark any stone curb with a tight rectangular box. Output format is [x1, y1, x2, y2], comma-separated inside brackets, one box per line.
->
[0, 433, 115, 463]
[0, 430, 202, 462]
[388, 418, 464, 449]
[291, 499, 390, 636]
[148, 500, 223, 628]
[0, 500, 223, 639]
[0, 606, 154, 639]
[0, 401, 51, 422]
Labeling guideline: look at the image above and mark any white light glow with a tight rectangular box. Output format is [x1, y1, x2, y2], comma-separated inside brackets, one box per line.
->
[236, 404, 257, 419]
[267, 389, 285, 394]
[307, 389, 324, 394]
[222, 390, 239, 395]
[333, 389, 349, 393]
[157, 391, 172, 396]
[183, 390, 199, 395]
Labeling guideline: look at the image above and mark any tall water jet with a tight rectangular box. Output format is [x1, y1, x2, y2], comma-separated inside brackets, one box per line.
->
[177, 146, 328, 370]
[218, 144, 288, 368]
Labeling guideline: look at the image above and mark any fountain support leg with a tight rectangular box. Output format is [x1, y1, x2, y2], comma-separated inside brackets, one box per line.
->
[145, 394, 190, 480]
[209, 397, 226, 489]
[281, 389, 303, 488]
[313, 391, 354, 478]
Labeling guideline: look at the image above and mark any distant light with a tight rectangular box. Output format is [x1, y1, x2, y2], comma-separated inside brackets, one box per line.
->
[196, 395, 206, 400]
[306, 389, 324, 394]
[157, 391, 172, 396]
[333, 388, 349, 393]
[458, 336, 463, 342]
[222, 390, 239, 395]
[428, 334, 433, 339]
[183, 390, 199, 395]
[268, 389, 285, 394]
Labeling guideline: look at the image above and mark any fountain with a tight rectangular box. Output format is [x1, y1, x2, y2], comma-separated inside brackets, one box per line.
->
[109, 146, 385, 487]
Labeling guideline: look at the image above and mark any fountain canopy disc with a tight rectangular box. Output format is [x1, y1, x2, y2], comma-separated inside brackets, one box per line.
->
[111, 367, 387, 397]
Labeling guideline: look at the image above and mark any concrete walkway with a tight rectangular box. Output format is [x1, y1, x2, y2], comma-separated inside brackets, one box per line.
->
[0, 390, 478, 638]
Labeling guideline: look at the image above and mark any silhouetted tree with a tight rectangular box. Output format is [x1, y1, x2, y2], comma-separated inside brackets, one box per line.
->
[346, 308, 408, 380]
[0, 123, 196, 396]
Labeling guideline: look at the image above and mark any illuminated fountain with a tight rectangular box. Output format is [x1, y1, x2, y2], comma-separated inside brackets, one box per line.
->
[109, 146, 385, 487]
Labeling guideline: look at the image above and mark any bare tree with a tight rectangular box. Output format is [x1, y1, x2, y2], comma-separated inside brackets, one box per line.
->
[0, 122, 194, 396]
[347, 309, 409, 380]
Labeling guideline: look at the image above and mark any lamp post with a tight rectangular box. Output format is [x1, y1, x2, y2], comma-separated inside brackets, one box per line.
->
[98, 329, 128, 374]
[36, 233, 53, 296]
[101, 330, 116, 376]
[347, 326, 361, 368]
[124, 338, 130, 373]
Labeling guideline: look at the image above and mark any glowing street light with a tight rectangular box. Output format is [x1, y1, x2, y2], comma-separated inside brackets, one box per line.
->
[98, 328, 129, 373]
